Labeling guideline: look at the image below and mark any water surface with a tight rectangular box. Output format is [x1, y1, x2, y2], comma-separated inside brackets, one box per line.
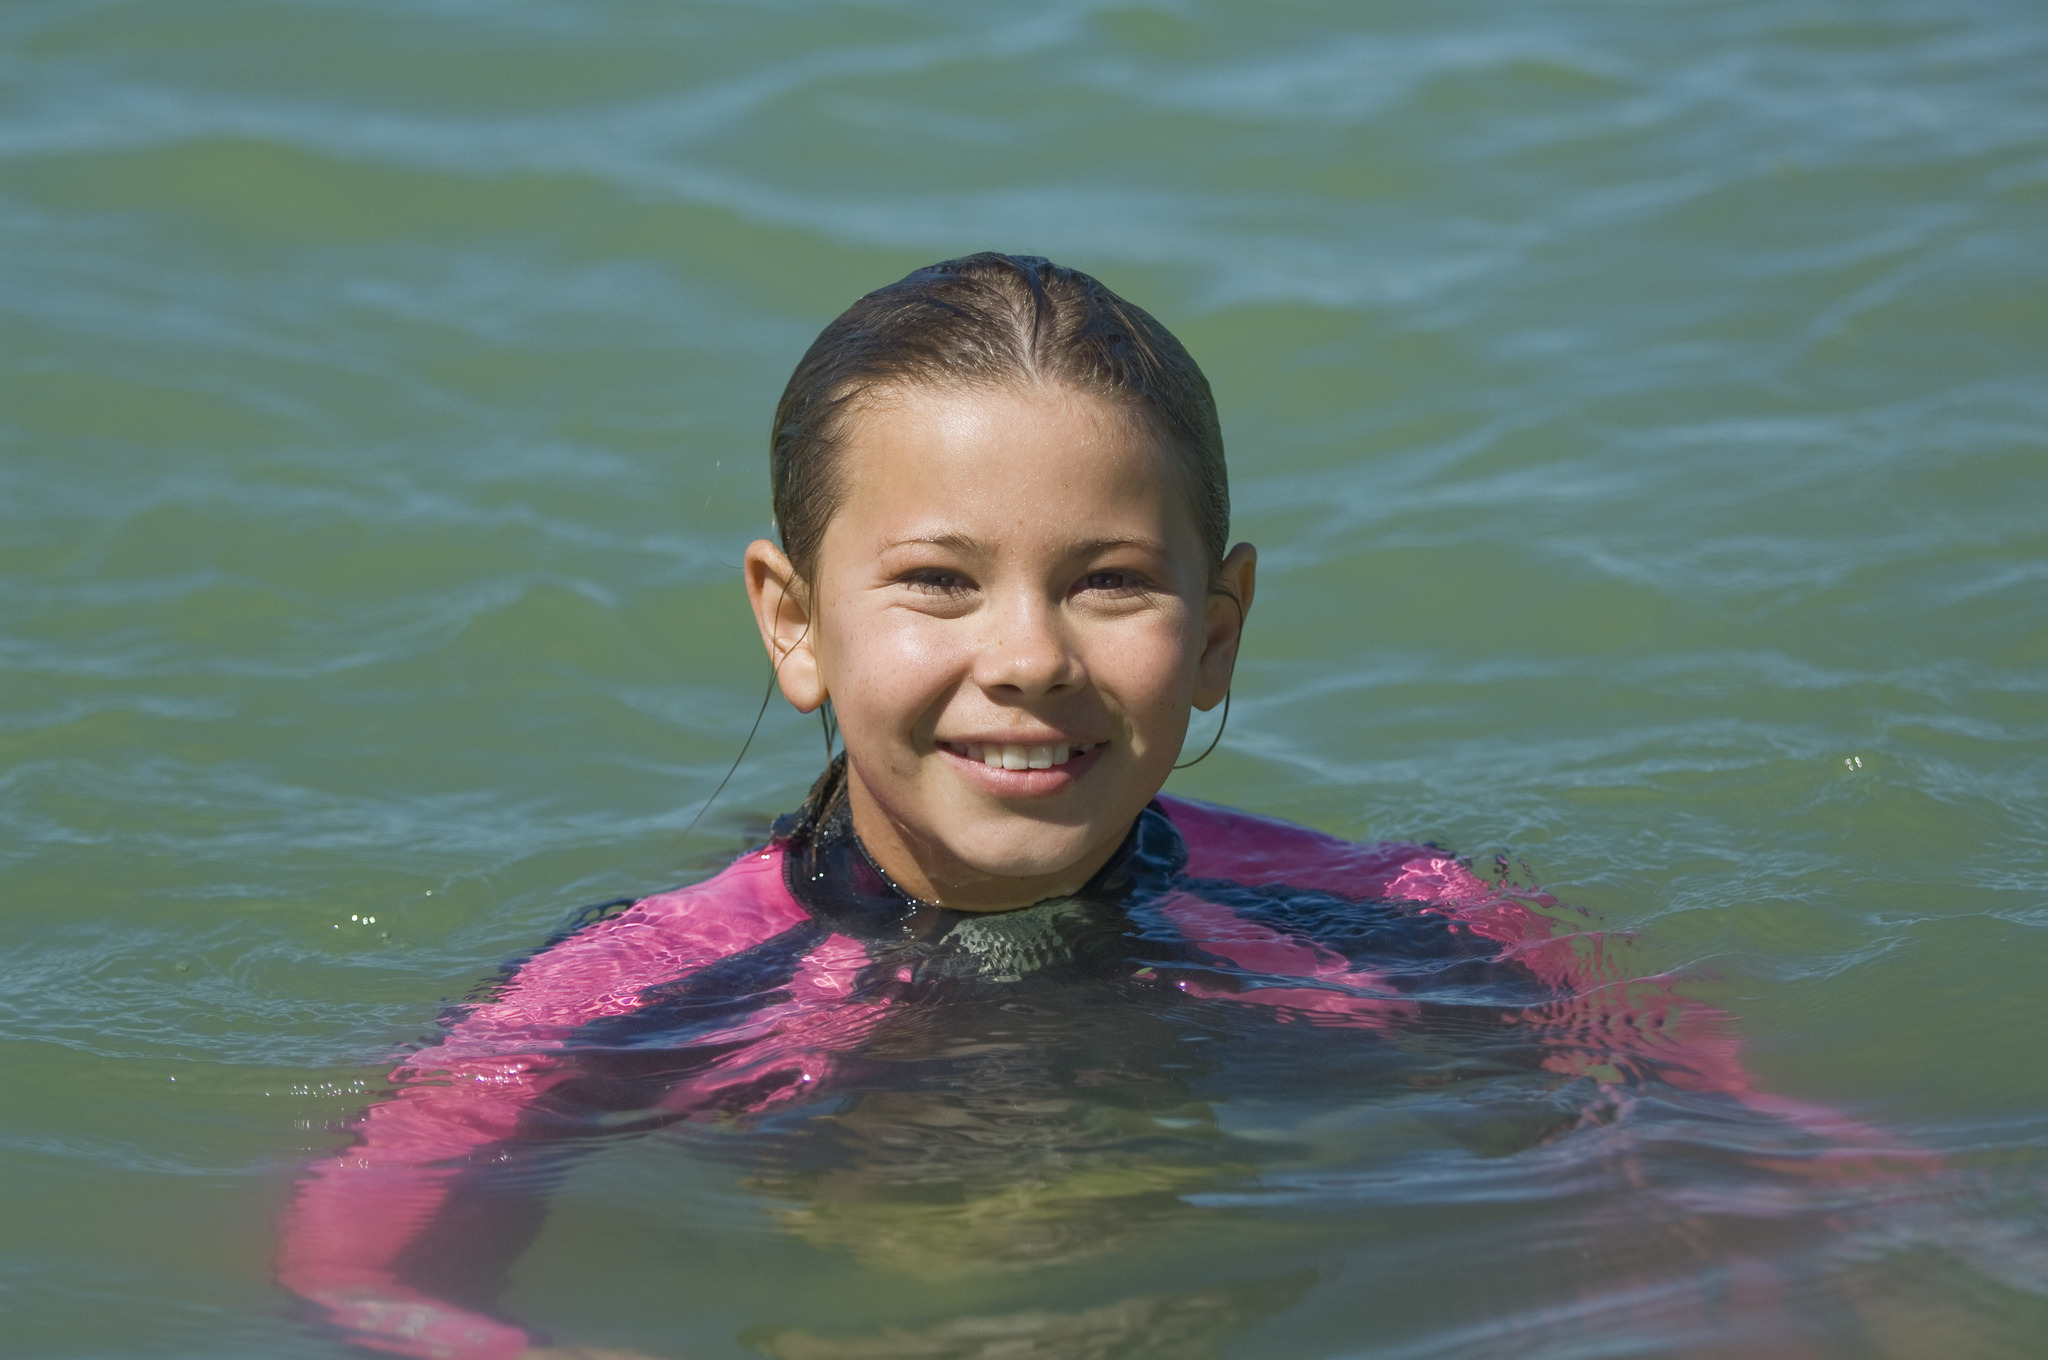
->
[2, 1, 2045, 1356]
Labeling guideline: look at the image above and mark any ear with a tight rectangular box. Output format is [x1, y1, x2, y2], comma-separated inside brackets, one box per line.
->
[743, 539, 827, 713]
[1193, 541, 1256, 711]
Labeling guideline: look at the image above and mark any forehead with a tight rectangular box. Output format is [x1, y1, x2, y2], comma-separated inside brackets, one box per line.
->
[828, 382, 1203, 557]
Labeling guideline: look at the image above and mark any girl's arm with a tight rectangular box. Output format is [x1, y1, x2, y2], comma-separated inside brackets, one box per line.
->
[1155, 797, 1928, 1173]
[278, 1054, 580, 1360]
[1381, 851, 1932, 1173]
[278, 859, 843, 1359]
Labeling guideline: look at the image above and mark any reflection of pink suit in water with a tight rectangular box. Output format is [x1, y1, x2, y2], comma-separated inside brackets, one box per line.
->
[278, 795, 1907, 1360]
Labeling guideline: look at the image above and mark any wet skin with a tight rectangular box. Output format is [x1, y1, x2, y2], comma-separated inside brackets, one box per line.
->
[743, 382, 1256, 911]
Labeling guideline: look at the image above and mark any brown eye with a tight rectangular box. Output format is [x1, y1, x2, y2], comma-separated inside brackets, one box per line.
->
[1077, 570, 1143, 594]
[902, 570, 971, 594]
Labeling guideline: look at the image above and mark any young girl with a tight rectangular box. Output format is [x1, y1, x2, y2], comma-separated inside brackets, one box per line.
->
[279, 256, 1917, 1360]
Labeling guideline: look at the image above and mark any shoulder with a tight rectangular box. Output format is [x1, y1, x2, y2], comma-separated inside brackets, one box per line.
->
[1153, 794, 1554, 945]
[625, 843, 811, 954]
[1154, 794, 1449, 895]
[424, 844, 811, 1055]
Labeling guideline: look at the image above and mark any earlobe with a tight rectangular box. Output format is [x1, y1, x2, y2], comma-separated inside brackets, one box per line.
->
[742, 539, 827, 714]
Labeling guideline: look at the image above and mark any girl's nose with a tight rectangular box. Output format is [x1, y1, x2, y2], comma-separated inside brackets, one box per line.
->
[977, 596, 1081, 699]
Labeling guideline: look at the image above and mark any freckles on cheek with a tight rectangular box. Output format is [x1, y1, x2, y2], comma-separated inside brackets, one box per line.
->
[1102, 623, 1201, 700]
[1146, 630, 1213, 728]
[833, 616, 960, 744]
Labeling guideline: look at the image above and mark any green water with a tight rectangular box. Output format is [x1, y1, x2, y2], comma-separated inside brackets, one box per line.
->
[3, 0, 2044, 1355]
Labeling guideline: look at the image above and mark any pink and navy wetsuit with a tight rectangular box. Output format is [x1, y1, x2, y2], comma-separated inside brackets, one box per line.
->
[279, 773, 1907, 1359]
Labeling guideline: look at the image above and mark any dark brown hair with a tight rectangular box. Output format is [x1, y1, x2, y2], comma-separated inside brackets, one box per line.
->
[769, 253, 1228, 582]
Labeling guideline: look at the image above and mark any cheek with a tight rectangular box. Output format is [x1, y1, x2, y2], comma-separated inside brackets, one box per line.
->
[1089, 616, 1203, 716]
[819, 610, 966, 736]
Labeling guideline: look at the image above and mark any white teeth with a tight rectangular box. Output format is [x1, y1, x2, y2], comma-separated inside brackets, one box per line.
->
[953, 741, 1096, 768]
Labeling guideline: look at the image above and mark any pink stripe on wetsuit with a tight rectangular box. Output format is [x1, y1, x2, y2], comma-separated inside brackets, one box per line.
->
[278, 794, 1920, 1359]
[278, 849, 864, 1359]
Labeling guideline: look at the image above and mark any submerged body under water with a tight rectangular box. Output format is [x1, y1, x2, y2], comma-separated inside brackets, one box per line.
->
[279, 769, 1958, 1359]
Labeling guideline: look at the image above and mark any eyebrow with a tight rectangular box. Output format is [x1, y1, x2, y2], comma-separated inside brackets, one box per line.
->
[883, 533, 983, 554]
[881, 534, 1172, 557]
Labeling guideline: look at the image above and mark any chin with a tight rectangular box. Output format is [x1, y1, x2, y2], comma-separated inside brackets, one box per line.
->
[945, 820, 1104, 884]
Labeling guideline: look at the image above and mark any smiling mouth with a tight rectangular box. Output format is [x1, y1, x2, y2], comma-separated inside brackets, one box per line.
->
[939, 740, 1102, 771]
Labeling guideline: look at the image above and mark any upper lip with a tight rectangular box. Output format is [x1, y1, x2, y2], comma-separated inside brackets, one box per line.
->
[938, 733, 1103, 748]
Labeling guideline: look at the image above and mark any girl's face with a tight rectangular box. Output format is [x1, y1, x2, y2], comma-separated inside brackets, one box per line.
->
[745, 382, 1255, 912]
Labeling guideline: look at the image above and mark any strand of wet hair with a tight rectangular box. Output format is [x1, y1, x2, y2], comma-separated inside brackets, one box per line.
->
[671, 583, 808, 847]
[1173, 688, 1229, 770]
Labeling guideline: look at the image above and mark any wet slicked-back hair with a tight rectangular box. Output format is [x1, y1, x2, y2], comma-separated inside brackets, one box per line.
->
[769, 253, 1228, 582]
